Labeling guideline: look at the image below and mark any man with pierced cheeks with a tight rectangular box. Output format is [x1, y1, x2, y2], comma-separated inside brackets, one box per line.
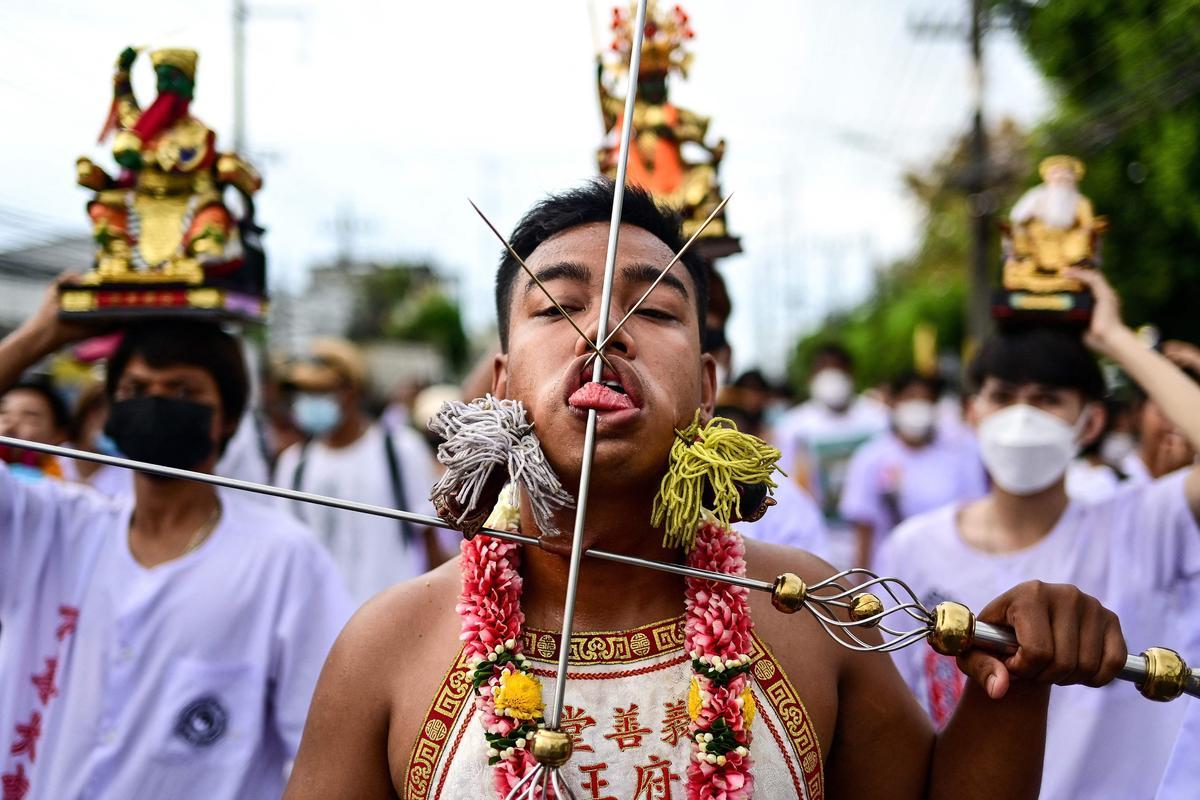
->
[286, 181, 1129, 800]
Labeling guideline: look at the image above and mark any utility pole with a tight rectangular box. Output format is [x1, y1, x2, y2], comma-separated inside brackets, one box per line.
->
[912, 0, 1002, 342]
[233, 0, 247, 153]
[965, 0, 992, 343]
[230, 0, 305, 156]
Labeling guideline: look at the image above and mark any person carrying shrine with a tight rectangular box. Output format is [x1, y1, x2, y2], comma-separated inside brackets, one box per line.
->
[0, 281, 352, 799]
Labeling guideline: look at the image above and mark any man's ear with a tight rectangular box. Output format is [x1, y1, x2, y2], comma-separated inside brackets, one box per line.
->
[699, 353, 718, 420]
[965, 394, 982, 429]
[1079, 402, 1107, 448]
[492, 352, 509, 399]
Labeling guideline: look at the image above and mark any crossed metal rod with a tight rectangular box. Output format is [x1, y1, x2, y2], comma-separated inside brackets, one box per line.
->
[4, 433, 1197, 709]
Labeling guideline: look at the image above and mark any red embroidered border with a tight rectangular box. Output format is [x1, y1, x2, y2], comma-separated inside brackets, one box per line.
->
[529, 653, 691, 682]
[749, 632, 824, 800]
[404, 646, 473, 800]
[522, 616, 686, 666]
[432, 705, 475, 800]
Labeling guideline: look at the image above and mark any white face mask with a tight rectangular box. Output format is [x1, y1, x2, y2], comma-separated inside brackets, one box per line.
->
[977, 403, 1090, 496]
[893, 399, 936, 442]
[1099, 431, 1137, 466]
[809, 369, 854, 410]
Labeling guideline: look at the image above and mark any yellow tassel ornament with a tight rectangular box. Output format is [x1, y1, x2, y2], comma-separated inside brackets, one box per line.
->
[652, 411, 783, 550]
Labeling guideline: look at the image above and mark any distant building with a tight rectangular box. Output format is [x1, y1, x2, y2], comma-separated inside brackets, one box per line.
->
[269, 259, 453, 393]
[0, 236, 94, 335]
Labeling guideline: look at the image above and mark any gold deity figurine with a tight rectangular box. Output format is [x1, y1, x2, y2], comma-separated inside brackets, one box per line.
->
[597, 2, 733, 250]
[1001, 155, 1108, 294]
[65, 46, 266, 321]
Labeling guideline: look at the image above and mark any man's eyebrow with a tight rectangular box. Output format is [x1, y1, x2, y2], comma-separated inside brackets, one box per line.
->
[621, 263, 689, 301]
[524, 261, 591, 295]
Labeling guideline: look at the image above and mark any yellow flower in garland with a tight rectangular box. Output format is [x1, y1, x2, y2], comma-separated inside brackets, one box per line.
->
[688, 676, 703, 721]
[493, 669, 543, 721]
[740, 685, 757, 728]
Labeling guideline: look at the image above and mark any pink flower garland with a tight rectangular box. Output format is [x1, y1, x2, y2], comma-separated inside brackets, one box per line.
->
[458, 513, 757, 800]
[685, 519, 756, 800]
[457, 530, 544, 798]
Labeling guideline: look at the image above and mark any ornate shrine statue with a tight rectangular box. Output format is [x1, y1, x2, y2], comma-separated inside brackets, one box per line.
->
[65, 46, 266, 321]
[597, 2, 733, 247]
[995, 155, 1107, 321]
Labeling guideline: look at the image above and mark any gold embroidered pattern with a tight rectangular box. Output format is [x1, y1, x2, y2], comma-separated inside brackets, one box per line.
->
[749, 632, 824, 800]
[523, 616, 686, 666]
[405, 646, 473, 800]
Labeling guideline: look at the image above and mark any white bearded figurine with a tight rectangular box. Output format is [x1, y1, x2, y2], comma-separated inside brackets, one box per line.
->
[1004, 155, 1106, 292]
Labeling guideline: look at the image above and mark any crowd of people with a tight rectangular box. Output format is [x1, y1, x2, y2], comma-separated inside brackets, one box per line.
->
[0, 185, 1197, 798]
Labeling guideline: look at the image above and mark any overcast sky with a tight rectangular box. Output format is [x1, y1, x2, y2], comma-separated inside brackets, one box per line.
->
[0, 0, 1050, 376]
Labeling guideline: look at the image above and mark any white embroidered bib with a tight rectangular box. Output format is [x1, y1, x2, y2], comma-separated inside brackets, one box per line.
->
[405, 617, 823, 800]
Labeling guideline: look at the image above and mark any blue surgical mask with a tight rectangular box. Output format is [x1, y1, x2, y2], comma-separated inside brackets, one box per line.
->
[293, 393, 342, 437]
[95, 432, 123, 457]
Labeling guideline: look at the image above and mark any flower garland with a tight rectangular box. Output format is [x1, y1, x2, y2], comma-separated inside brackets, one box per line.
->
[684, 513, 756, 800]
[458, 498, 758, 800]
[457, 495, 545, 798]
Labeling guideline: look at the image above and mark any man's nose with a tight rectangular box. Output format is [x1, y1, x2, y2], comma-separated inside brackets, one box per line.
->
[574, 306, 635, 360]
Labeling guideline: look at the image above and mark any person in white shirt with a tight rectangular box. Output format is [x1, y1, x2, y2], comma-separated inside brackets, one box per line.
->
[771, 343, 888, 566]
[0, 285, 353, 800]
[274, 338, 452, 607]
[62, 381, 275, 502]
[877, 268, 1200, 800]
[840, 372, 988, 568]
[0, 378, 71, 481]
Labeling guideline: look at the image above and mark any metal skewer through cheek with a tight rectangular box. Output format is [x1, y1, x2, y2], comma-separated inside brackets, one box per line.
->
[5, 433, 1199, 708]
[518, 1, 649, 795]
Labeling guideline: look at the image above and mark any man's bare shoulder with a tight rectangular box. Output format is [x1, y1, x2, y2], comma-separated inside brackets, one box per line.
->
[286, 557, 467, 799]
[740, 538, 847, 753]
[742, 537, 839, 587]
[332, 557, 465, 699]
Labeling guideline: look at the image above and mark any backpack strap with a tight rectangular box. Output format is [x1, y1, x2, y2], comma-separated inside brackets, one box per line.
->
[383, 429, 418, 546]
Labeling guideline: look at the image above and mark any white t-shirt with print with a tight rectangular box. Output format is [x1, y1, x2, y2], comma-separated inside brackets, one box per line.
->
[738, 476, 830, 561]
[770, 396, 889, 515]
[839, 431, 987, 560]
[1157, 697, 1200, 799]
[0, 463, 352, 800]
[274, 422, 447, 606]
[877, 472, 1200, 800]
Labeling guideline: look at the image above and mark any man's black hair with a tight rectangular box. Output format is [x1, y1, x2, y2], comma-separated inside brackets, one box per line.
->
[494, 178, 708, 351]
[966, 326, 1105, 400]
[890, 371, 943, 400]
[7, 376, 70, 433]
[810, 343, 854, 372]
[106, 320, 249, 444]
[733, 369, 771, 393]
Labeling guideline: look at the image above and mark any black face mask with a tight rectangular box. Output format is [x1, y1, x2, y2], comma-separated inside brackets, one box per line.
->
[104, 396, 216, 470]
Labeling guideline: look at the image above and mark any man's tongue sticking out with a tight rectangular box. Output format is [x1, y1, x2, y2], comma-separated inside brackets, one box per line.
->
[569, 381, 635, 412]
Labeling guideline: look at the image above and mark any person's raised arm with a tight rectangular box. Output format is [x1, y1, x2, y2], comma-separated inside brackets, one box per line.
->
[1069, 268, 1200, 517]
[0, 276, 108, 611]
[284, 598, 399, 800]
[0, 275, 100, 395]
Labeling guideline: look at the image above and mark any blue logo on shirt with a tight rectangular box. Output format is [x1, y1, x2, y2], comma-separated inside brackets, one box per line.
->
[174, 696, 228, 747]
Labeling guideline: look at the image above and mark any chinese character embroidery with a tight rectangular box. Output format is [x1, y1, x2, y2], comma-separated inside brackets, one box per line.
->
[659, 699, 690, 748]
[561, 705, 597, 753]
[2, 763, 30, 800]
[10, 712, 42, 763]
[578, 762, 617, 800]
[632, 754, 680, 800]
[55, 606, 79, 641]
[603, 704, 652, 752]
[31, 658, 57, 706]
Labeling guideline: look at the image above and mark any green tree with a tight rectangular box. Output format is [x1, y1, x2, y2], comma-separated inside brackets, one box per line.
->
[346, 262, 470, 374]
[1015, 0, 1200, 337]
[788, 122, 1031, 392]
